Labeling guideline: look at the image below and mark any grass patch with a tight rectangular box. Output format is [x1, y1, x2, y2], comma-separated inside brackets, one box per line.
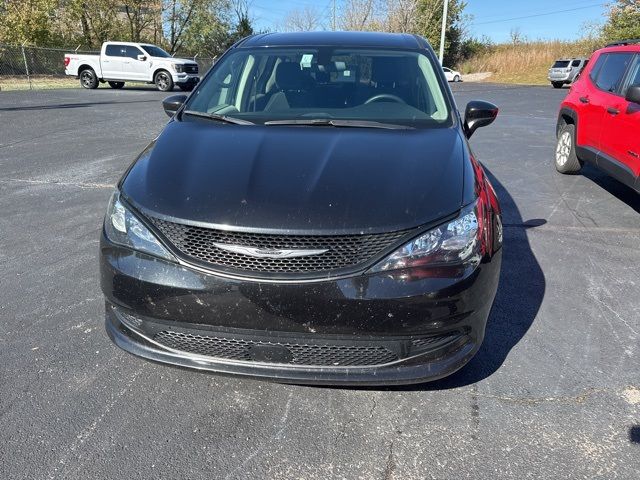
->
[458, 39, 601, 85]
[0, 75, 81, 91]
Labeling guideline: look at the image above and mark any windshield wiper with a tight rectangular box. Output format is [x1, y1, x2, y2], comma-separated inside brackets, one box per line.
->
[263, 119, 413, 130]
[182, 110, 254, 125]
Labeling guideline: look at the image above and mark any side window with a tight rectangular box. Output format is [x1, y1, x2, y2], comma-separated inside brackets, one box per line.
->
[126, 46, 143, 59]
[589, 55, 606, 83]
[592, 53, 634, 94]
[622, 55, 640, 96]
[105, 45, 123, 57]
[571, 60, 581, 67]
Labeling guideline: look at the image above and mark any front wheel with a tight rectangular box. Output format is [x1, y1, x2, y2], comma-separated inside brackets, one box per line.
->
[453, 75, 461, 82]
[555, 124, 582, 174]
[80, 69, 98, 89]
[154, 71, 174, 92]
[108, 81, 125, 89]
[552, 82, 564, 89]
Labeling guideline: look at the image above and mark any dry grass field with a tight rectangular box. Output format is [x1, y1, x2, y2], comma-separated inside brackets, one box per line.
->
[0, 75, 79, 91]
[458, 39, 602, 85]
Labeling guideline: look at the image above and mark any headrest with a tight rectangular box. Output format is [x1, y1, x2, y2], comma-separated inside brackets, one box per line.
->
[276, 62, 306, 91]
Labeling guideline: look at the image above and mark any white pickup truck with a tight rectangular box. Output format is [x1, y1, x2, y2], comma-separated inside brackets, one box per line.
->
[64, 41, 200, 92]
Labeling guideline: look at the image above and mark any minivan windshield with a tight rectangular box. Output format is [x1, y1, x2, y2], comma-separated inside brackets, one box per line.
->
[184, 47, 451, 128]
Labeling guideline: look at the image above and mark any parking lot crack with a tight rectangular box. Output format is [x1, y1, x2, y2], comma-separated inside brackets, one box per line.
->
[477, 388, 605, 406]
[382, 441, 395, 480]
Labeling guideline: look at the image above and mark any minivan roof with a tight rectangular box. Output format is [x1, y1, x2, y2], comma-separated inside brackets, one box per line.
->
[239, 31, 426, 49]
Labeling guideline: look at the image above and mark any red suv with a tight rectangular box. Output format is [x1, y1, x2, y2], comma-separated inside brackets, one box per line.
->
[555, 39, 640, 194]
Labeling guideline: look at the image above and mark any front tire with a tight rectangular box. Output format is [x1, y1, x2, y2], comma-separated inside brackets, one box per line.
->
[555, 124, 582, 174]
[453, 75, 461, 82]
[154, 71, 174, 92]
[80, 69, 98, 89]
[108, 81, 125, 89]
[552, 82, 564, 89]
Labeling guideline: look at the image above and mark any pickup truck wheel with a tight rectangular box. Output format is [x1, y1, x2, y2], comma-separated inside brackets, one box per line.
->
[80, 69, 98, 89]
[552, 82, 564, 89]
[555, 124, 582, 174]
[154, 71, 174, 92]
[108, 81, 125, 89]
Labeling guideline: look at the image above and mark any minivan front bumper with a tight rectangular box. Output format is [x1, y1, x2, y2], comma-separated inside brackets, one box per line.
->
[100, 235, 501, 385]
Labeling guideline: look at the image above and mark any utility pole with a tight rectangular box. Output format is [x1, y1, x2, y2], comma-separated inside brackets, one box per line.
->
[332, 0, 336, 31]
[438, 0, 449, 65]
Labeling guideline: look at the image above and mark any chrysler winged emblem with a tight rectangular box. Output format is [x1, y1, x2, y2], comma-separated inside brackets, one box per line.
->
[213, 243, 328, 259]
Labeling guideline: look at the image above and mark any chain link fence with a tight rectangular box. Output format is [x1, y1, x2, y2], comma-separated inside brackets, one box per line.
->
[0, 43, 215, 91]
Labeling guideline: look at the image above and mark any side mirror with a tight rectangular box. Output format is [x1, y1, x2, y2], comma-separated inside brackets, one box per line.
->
[625, 85, 640, 105]
[163, 94, 187, 117]
[464, 101, 499, 138]
[137, 54, 147, 62]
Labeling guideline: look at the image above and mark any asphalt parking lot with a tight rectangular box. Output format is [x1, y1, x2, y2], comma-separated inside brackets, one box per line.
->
[1, 83, 638, 479]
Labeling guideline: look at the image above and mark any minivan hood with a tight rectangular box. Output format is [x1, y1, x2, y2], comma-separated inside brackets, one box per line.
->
[121, 120, 466, 234]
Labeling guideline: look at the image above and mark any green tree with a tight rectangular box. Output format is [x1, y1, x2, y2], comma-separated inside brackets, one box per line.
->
[415, 0, 468, 65]
[602, 0, 640, 43]
[122, 0, 162, 43]
[62, 0, 125, 49]
[0, 0, 58, 45]
[167, 0, 231, 56]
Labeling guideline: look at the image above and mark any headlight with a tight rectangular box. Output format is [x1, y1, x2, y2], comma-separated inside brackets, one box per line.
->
[104, 192, 175, 262]
[370, 203, 482, 273]
[172, 64, 184, 73]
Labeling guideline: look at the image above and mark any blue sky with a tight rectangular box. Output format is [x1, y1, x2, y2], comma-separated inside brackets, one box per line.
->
[250, 0, 609, 43]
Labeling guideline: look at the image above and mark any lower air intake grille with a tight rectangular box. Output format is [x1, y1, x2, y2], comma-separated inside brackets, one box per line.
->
[149, 217, 411, 275]
[154, 330, 400, 367]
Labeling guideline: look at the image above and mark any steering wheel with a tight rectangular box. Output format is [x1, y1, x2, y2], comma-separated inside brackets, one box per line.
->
[364, 94, 406, 105]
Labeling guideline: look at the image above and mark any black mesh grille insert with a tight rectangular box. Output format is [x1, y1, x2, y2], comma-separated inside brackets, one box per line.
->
[154, 330, 399, 366]
[183, 64, 198, 74]
[149, 217, 411, 274]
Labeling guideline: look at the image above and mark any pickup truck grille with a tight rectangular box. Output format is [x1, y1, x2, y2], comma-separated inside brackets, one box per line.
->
[184, 64, 198, 74]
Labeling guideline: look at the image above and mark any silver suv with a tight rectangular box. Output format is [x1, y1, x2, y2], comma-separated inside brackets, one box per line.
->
[548, 58, 588, 88]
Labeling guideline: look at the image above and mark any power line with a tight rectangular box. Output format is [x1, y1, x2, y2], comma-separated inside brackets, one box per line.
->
[471, 3, 607, 26]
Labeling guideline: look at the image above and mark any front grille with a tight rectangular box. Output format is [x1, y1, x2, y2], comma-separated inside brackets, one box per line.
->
[149, 217, 411, 275]
[183, 64, 198, 74]
[154, 330, 398, 366]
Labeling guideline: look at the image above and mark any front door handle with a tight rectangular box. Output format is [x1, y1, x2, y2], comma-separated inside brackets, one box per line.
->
[579, 96, 589, 103]
[606, 107, 620, 115]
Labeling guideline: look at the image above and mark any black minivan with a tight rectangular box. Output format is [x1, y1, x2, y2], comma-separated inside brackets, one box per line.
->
[100, 32, 502, 385]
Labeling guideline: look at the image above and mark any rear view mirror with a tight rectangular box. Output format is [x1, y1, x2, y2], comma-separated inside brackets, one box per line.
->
[162, 94, 187, 117]
[137, 54, 147, 62]
[625, 85, 640, 105]
[464, 101, 499, 138]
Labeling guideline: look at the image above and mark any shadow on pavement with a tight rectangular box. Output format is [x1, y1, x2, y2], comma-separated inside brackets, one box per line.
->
[580, 164, 640, 214]
[630, 426, 640, 444]
[0, 98, 159, 112]
[396, 167, 546, 391]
